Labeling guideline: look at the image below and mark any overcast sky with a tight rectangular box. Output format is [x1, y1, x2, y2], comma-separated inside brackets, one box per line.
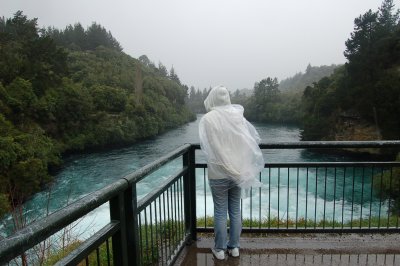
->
[2, 0, 399, 91]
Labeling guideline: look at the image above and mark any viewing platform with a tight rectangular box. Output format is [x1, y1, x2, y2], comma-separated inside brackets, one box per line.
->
[176, 234, 400, 265]
[1, 141, 400, 265]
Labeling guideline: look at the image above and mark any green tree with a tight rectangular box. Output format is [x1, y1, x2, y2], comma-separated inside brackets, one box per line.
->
[0, 11, 67, 91]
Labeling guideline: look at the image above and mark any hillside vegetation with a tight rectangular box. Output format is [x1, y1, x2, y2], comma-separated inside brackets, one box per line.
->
[301, 0, 400, 140]
[0, 12, 194, 219]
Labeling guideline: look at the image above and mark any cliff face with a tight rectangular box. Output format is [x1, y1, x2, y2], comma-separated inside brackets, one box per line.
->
[327, 111, 382, 154]
[332, 116, 381, 141]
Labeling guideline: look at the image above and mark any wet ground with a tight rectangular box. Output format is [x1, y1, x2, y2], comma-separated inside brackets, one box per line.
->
[175, 233, 400, 266]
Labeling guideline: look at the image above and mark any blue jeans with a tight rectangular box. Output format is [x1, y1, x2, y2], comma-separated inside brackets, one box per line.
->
[209, 179, 242, 251]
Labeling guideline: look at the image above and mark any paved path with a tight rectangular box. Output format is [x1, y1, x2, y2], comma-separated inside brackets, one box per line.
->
[176, 234, 400, 266]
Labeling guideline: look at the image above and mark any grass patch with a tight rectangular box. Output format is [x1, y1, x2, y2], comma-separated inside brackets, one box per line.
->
[196, 215, 400, 229]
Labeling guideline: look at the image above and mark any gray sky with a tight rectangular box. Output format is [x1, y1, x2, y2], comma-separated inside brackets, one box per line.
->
[2, 0, 398, 91]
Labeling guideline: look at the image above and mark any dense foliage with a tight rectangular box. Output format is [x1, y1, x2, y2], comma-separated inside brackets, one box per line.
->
[279, 64, 338, 92]
[186, 64, 336, 124]
[301, 0, 400, 140]
[0, 12, 194, 219]
[186, 86, 209, 113]
[241, 64, 337, 124]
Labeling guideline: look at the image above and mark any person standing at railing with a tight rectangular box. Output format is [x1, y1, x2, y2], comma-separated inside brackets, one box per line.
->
[199, 85, 264, 260]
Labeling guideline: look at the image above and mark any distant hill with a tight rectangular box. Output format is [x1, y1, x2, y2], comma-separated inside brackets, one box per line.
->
[279, 64, 339, 92]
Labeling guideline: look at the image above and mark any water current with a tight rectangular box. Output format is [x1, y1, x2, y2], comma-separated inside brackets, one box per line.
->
[0, 115, 388, 239]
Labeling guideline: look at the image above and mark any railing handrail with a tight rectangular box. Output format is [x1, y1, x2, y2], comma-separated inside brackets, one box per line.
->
[193, 140, 400, 149]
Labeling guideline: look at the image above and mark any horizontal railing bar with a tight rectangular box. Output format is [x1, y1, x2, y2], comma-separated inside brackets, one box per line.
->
[266, 162, 400, 167]
[123, 144, 191, 185]
[137, 167, 188, 213]
[196, 162, 400, 168]
[0, 179, 129, 265]
[197, 227, 400, 234]
[54, 222, 120, 266]
[192, 140, 400, 150]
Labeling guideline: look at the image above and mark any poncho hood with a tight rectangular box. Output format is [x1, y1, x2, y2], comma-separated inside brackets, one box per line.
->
[204, 85, 231, 112]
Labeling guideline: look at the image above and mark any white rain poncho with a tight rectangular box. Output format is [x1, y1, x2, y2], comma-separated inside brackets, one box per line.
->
[199, 86, 264, 190]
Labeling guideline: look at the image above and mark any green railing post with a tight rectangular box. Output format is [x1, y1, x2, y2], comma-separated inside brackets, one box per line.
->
[109, 184, 139, 265]
[183, 145, 197, 241]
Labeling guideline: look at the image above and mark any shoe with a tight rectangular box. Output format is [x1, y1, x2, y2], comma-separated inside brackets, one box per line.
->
[211, 248, 225, 260]
[228, 247, 240, 257]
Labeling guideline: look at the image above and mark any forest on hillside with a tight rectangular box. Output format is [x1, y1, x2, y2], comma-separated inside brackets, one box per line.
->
[0, 12, 194, 220]
[186, 64, 339, 124]
[301, 0, 400, 141]
[187, 0, 400, 141]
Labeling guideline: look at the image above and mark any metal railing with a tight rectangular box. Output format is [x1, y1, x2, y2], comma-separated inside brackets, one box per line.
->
[194, 141, 400, 233]
[0, 141, 399, 265]
[0, 144, 196, 266]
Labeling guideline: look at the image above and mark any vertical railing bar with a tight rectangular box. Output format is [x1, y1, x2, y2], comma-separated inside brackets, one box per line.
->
[144, 208, 150, 264]
[278, 167, 281, 229]
[171, 183, 178, 250]
[132, 185, 139, 266]
[180, 177, 184, 240]
[369, 166, 374, 229]
[171, 183, 176, 253]
[342, 167, 346, 229]
[204, 168, 207, 229]
[250, 187, 253, 229]
[378, 167, 384, 228]
[176, 179, 180, 247]
[287, 167, 290, 229]
[351, 167, 356, 229]
[173, 181, 178, 249]
[182, 177, 185, 238]
[240, 197, 243, 226]
[106, 239, 111, 266]
[268, 167, 271, 229]
[314, 167, 318, 229]
[360, 167, 365, 229]
[154, 199, 160, 266]
[171, 184, 176, 256]
[176, 180, 181, 245]
[138, 212, 143, 264]
[86, 257, 89, 266]
[168, 185, 173, 258]
[163, 192, 168, 263]
[96, 247, 100, 266]
[387, 167, 393, 228]
[167, 187, 171, 259]
[333, 167, 337, 229]
[296, 167, 299, 229]
[150, 203, 155, 264]
[259, 171, 262, 230]
[109, 185, 137, 266]
[158, 196, 164, 266]
[175, 182, 178, 250]
[305, 167, 309, 229]
[168, 185, 173, 259]
[183, 147, 196, 243]
[323, 167, 327, 229]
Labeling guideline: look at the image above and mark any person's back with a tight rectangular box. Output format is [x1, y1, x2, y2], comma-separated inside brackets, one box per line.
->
[198, 85, 264, 260]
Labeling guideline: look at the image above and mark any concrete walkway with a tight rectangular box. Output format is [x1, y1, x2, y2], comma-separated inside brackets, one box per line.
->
[175, 234, 400, 266]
